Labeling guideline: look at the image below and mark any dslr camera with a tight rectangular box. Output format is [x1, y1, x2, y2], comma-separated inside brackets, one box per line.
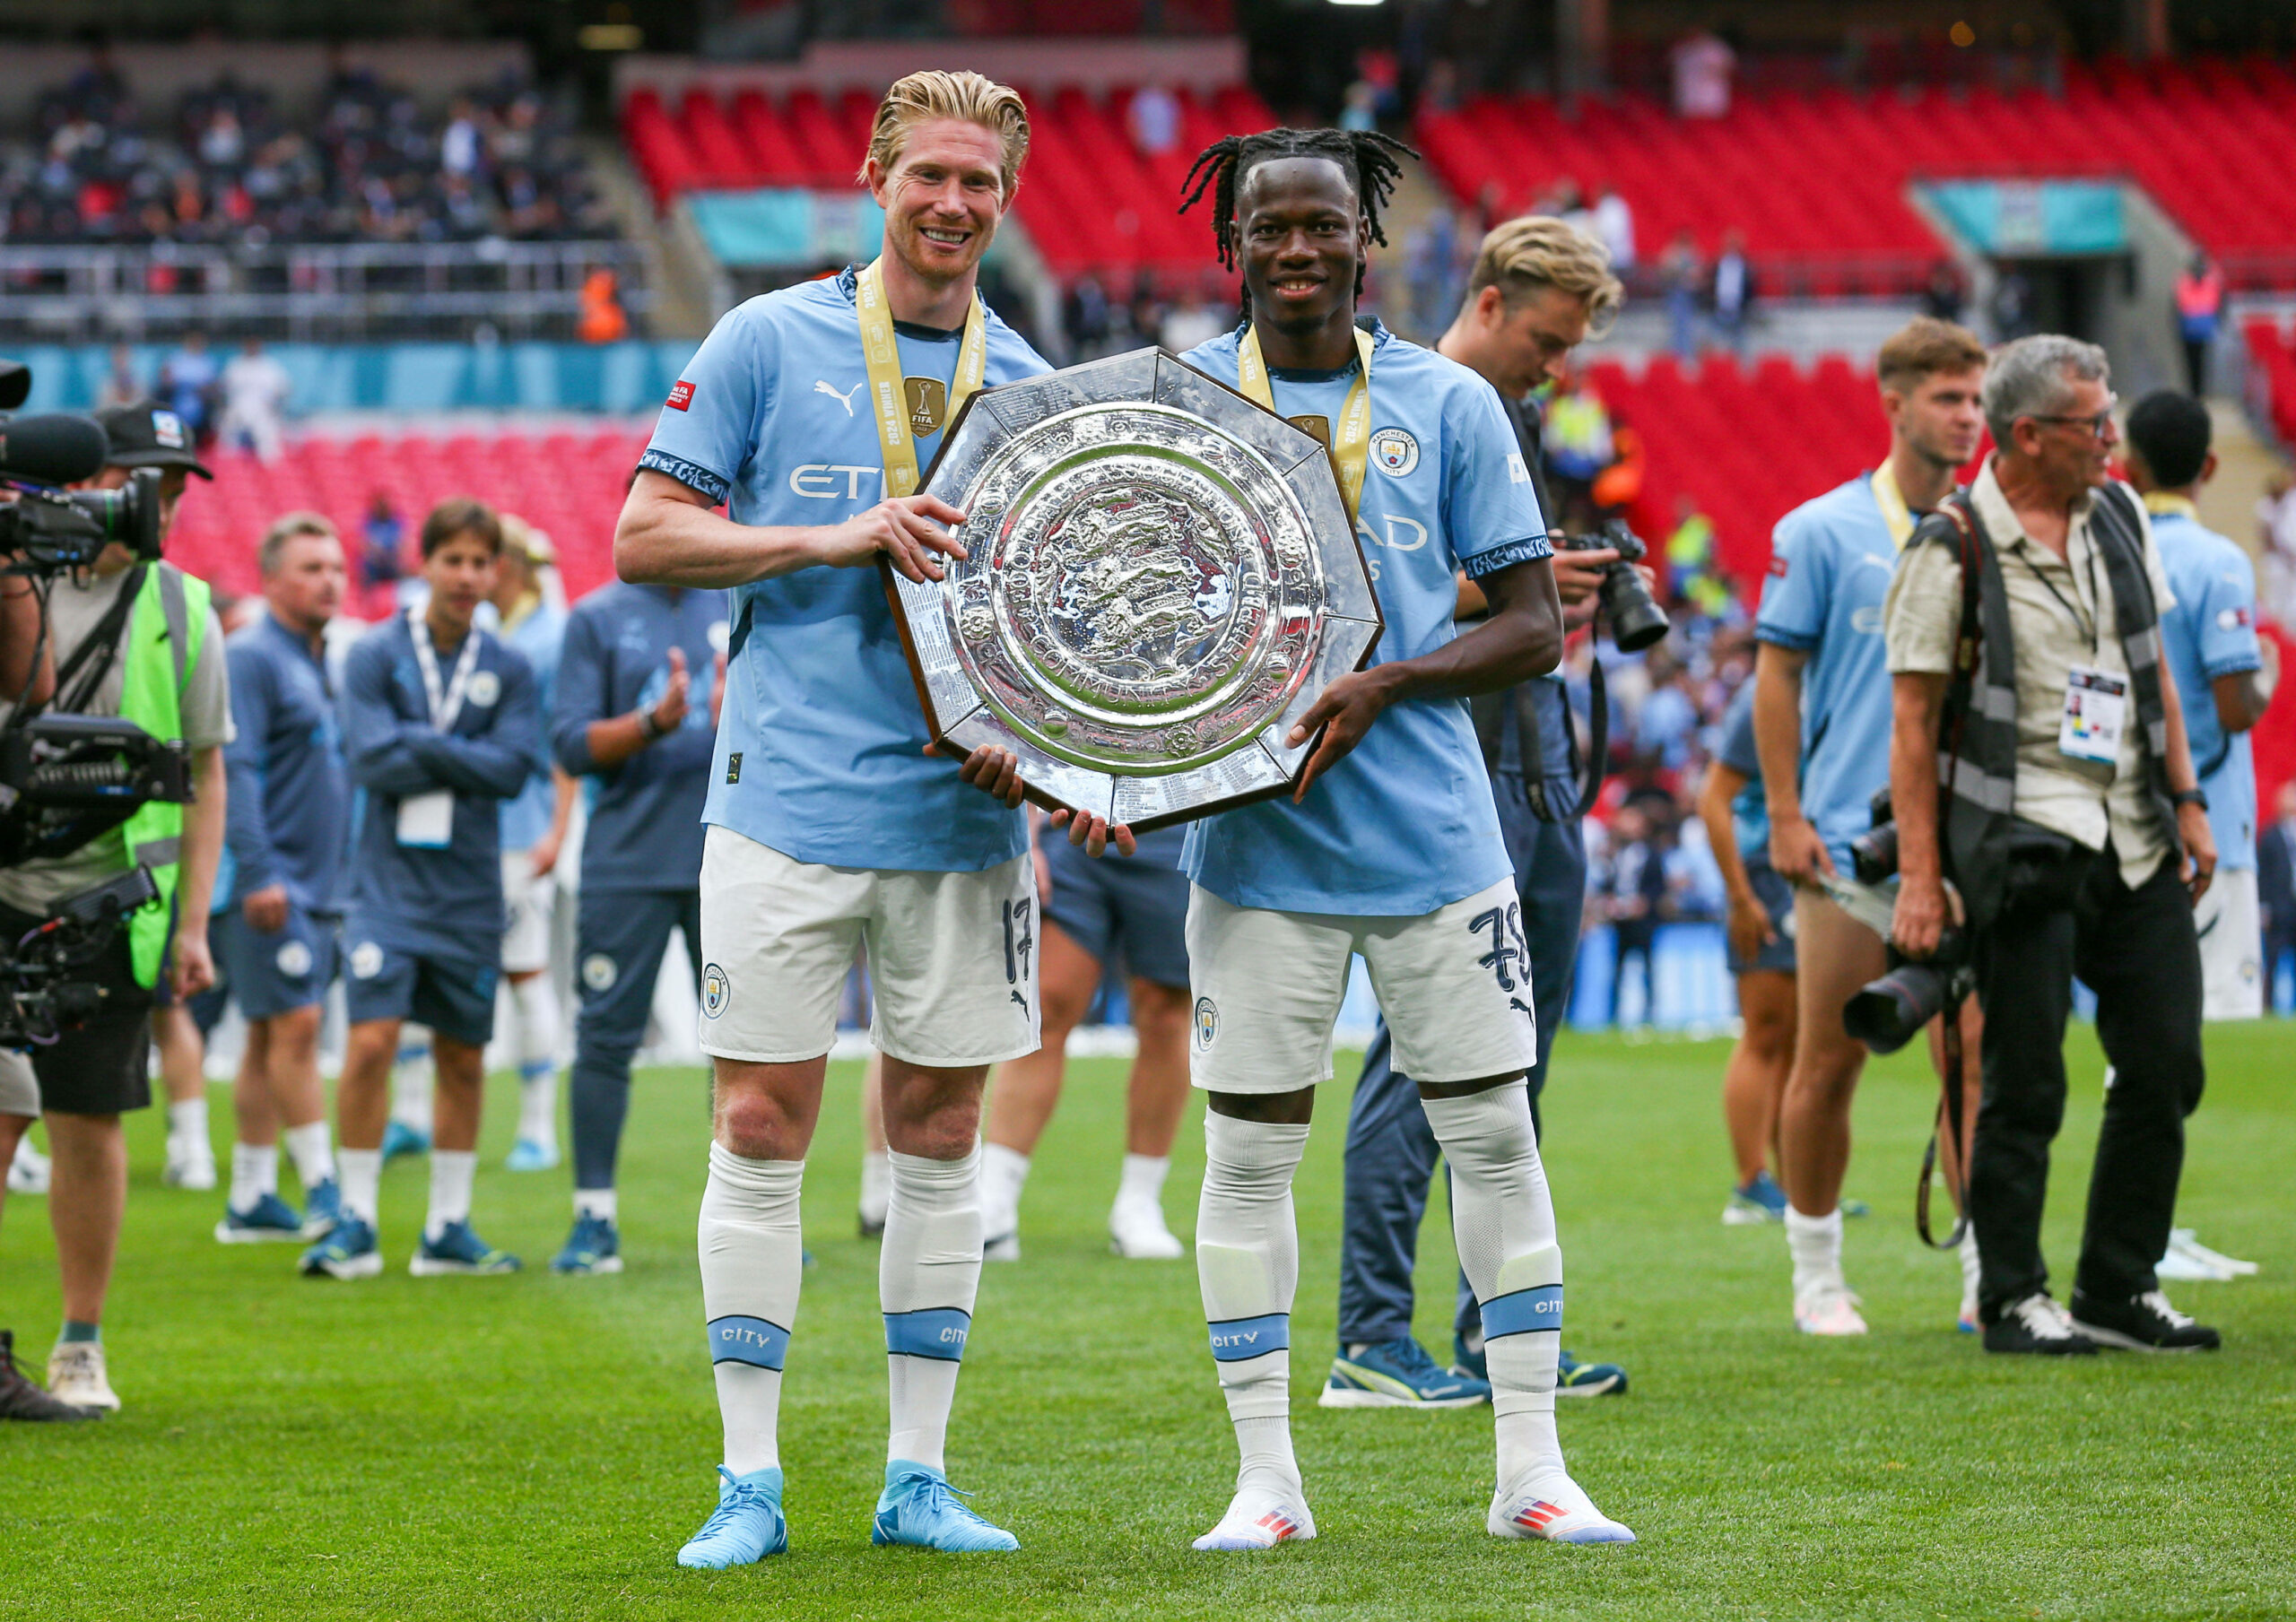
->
[1834, 788, 1976, 1054]
[1556, 517, 1669, 652]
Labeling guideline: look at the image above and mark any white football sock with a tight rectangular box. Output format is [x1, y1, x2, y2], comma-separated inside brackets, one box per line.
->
[978, 1141, 1029, 1240]
[513, 977, 561, 1144]
[881, 1146, 983, 1471]
[1959, 1223, 1982, 1313]
[338, 1149, 383, 1226]
[1116, 1151, 1170, 1211]
[230, 1141, 278, 1210]
[857, 1149, 891, 1228]
[284, 1121, 335, 1190]
[575, 1187, 618, 1222]
[1786, 1205, 1847, 1297]
[1422, 1085, 1564, 1492]
[425, 1149, 476, 1240]
[390, 1035, 435, 1132]
[168, 1097, 209, 1147]
[1196, 1113, 1309, 1498]
[699, 1143, 804, 1476]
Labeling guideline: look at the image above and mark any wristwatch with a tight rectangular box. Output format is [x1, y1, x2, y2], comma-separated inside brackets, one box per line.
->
[638, 707, 667, 741]
[2170, 786, 2208, 811]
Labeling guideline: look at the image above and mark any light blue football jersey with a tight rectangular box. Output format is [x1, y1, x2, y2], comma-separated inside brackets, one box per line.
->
[1175, 323, 1549, 916]
[2152, 506, 2263, 870]
[638, 270, 1048, 872]
[1754, 473, 1906, 868]
[1715, 681, 1770, 863]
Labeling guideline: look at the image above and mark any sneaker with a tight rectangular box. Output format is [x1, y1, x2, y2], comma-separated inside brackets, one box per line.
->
[1722, 1169, 1788, 1225]
[1794, 1280, 1868, 1336]
[380, 1121, 430, 1162]
[1191, 1485, 1316, 1551]
[2154, 1246, 2234, 1283]
[45, 1341, 119, 1412]
[871, 1460, 1019, 1552]
[552, 1212, 625, 1275]
[2068, 1288, 2222, 1353]
[677, 1466, 787, 1568]
[300, 1178, 343, 1239]
[0, 1330, 97, 1421]
[1983, 1291, 2098, 1356]
[1556, 1349, 1630, 1397]
[213, 1192, 307, 1244]
[1320, 1337, 1490, 1409]
[7, 1139, 49, 1196]
[163, 1136, 217, 1192]
[505, 1138, 560, 1173]
[300, 1215, 383, 1280]
[1109, 1196, 1185, 1260]
[857, 1210, 886, 1240]
[982, 1232, 1020, 1263]
[1488, 1470, 1636, 1545]
[410, 1219, 521, 1276]
[2168, 1228, 2257, 1278]
[1839, 1198, 1872, 1219]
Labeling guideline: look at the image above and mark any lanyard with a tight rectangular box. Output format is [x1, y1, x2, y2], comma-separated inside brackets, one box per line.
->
[1869, 463, 1916, 551]
[854, 256, 988, 499]
[408, 607, 482, 733]
[2013, 535, 2103, 656]
[1237, 323, 1378, 524]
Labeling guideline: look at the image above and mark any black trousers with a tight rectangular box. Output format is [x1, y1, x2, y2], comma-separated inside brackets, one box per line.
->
[1970, 841, 2205, 1322]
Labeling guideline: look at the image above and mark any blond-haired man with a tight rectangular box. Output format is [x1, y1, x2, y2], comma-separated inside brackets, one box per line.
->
[617, 71, 1088, 1566]
[1752, 317, 1988, 1335]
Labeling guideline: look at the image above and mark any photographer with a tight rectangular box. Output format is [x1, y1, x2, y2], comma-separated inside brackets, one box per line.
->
[1325, 217, 1634, 1409]
[1885, 336, 2218, 1356]
[0, 400, 232, 1411]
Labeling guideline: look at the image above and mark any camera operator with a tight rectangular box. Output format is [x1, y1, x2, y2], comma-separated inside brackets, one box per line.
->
[1323, 217, 1636, 1409]
[1885, 336, 2219, 1356]
[0, 400, 232, 1412]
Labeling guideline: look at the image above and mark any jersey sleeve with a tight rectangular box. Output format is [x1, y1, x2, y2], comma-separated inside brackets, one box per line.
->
[1754, 507, 1831, 650]
[639, 301, 777, 506]
[549, 609, 608, 776]
[1448, 379, 1551, 579]
[221, 641, 279, 894]
[2194, 542, 2263, 679]
[1717, 686, 1761, 780]
[182, 608, 237, 751]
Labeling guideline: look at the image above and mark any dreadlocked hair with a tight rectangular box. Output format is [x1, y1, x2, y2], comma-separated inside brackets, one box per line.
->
[1178, 127, 1417, 302]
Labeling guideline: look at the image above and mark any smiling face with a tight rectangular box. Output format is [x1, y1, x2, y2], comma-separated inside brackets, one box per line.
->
[867, 117, 1010, 291]
[1234, 155, 1369, 338]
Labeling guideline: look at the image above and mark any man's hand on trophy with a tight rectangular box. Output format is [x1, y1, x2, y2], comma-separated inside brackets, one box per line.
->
[934, 741, 1137, 857]
[826, 494, 970, 582]
[1286, 665, 1401, 803]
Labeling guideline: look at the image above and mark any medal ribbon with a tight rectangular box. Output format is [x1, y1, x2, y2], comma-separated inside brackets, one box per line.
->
[1237, 322, 1378, 524]
[1870, 462, 1916, 551]
[856, 256, 989, 498]
[408, 606, 482, 733]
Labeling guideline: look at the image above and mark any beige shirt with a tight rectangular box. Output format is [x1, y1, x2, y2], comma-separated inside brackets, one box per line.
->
[1883, 459, 2176, 888]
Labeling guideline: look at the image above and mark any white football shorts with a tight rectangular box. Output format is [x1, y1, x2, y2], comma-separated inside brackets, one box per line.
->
[2195, 865, 2263, 1021]
[1185, 878, 1538, 1094]
[697, 824, 1039, 1068]
[500, 849, 557, 976]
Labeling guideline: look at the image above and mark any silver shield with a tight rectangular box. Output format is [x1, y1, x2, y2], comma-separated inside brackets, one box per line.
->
[886, 348, 1382, 832]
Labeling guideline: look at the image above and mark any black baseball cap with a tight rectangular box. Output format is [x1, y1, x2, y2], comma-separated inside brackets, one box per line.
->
[94, 400, 214, 480]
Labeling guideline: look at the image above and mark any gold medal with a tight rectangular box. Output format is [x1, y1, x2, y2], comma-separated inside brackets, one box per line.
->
[855, 257, 987, 497]
[1237, 322, 1376, 523]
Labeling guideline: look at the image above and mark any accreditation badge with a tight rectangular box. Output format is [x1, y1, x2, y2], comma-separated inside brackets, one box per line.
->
[2057, 665, 2127, 766]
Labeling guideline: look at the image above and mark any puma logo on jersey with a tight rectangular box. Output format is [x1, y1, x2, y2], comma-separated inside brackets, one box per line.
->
[814, 378, 863, 415]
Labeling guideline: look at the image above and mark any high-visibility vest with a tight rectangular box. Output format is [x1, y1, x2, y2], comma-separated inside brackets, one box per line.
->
[116, 563, 210, 989]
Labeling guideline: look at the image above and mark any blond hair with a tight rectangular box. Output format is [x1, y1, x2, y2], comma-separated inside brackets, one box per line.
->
[859, 70, 1031, 198]
[257, 510, 338, 577]
[1875, 316, 1987, 392]
[1466, 215, 1624, 338]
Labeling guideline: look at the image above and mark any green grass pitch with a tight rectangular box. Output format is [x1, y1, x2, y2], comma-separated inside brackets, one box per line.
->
[4, 1021, 2292, 1619]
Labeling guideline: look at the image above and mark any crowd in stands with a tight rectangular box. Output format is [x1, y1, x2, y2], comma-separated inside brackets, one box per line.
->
[2, 48, 616, 248]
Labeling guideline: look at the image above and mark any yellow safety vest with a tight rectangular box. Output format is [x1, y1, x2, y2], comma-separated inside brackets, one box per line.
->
[116, 563, 209, 989]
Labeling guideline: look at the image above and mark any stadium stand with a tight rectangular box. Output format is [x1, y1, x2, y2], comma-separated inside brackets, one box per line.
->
[166, 428, 649, 610]
[621, 79, 1274, 282]
[2246, 315, 2296, 449]
[1418, 58, 2296, 295]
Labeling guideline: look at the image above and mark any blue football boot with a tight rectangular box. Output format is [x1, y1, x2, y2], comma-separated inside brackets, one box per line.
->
[677, 1466, 787, 1568]
[551, 1212, 624, 1275]
[409, 1219, 520, 1276]
[214, 1192, 305, 1244]
[380, 1121, 430, 1162]
[1723, 1168, 1789, 1225]
[1450, 1331, 1629, 1397]
[300, 1177, 342, 1238]
[505, 1138, 560, 1172]
[871, 1461, 1018, 1551]
[300, 1215, 381, 1279]
[1320, 1337, 1490, 1409]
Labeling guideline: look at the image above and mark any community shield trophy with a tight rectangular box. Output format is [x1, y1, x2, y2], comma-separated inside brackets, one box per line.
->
[883, 347, 1384, 834]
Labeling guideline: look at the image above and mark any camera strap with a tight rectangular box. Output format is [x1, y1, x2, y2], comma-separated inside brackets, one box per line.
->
[52, 564, 148, 718]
